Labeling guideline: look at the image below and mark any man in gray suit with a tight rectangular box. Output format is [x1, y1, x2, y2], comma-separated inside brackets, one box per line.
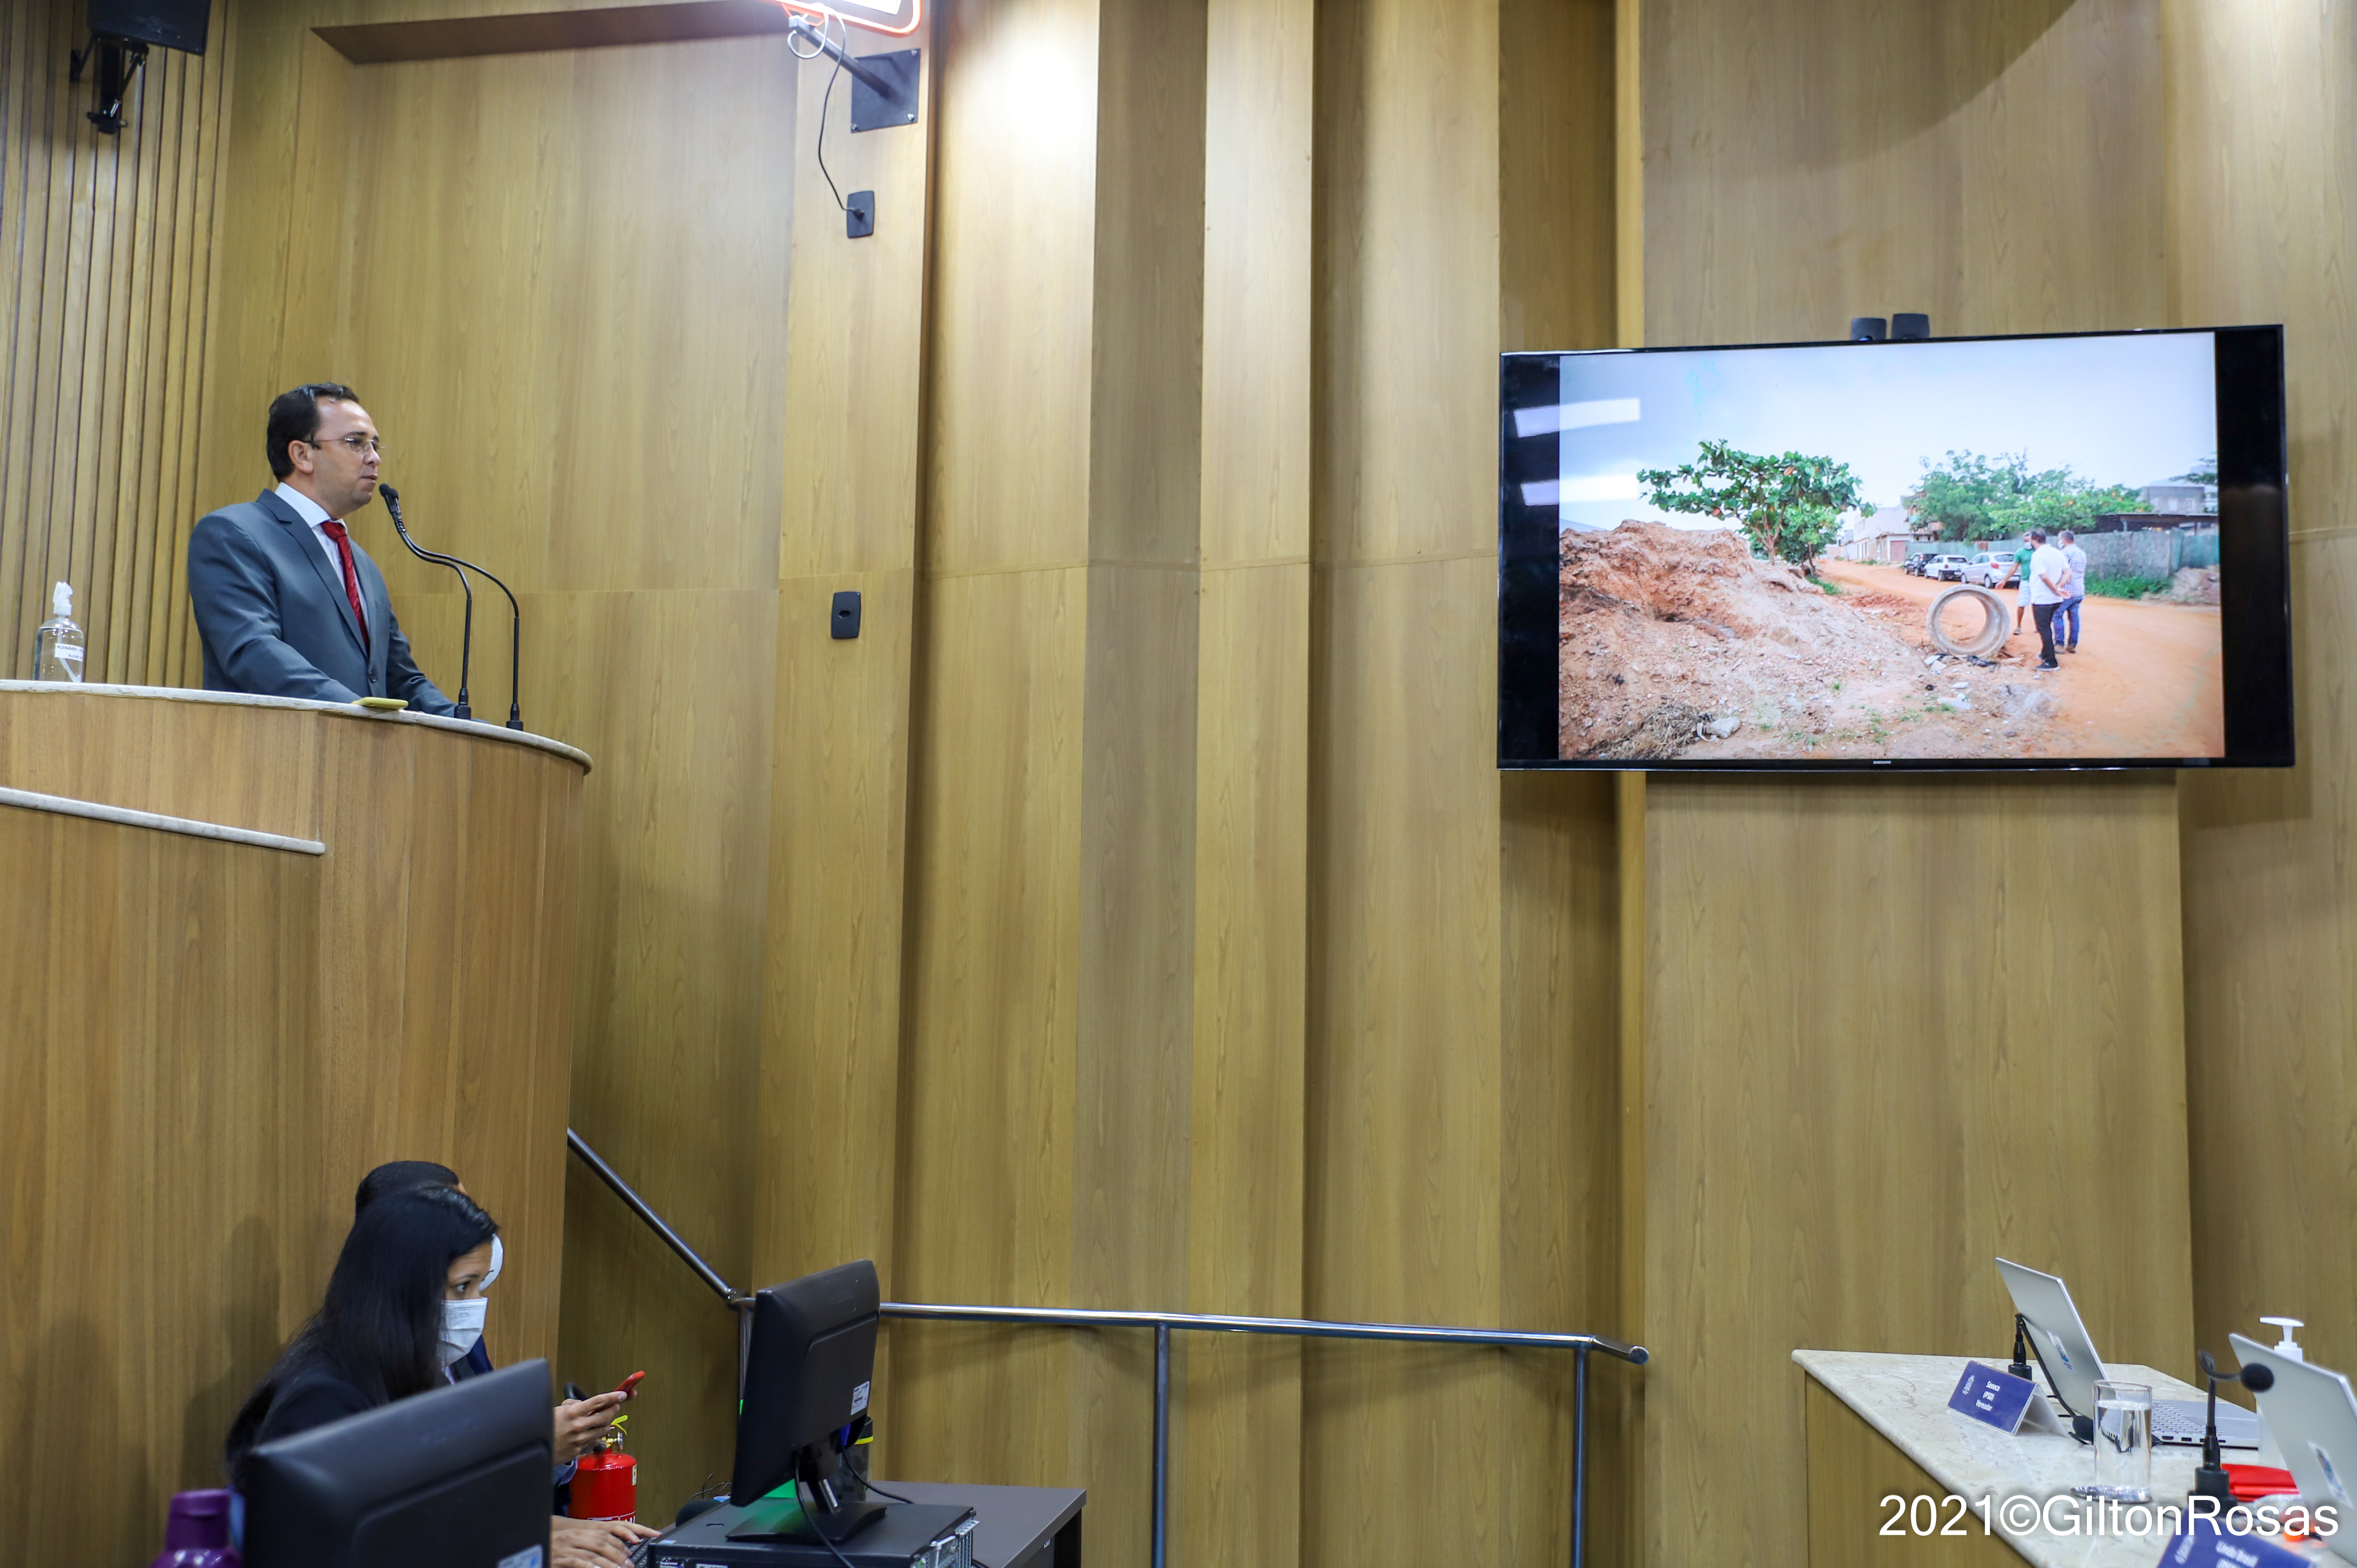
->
[187, 384, 456, 714]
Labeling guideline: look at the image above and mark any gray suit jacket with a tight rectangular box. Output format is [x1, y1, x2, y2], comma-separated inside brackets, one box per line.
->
[187, 490, 455, 715]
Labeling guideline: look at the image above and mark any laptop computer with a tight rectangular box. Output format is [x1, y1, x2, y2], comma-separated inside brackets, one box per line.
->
[2231, 1332, 2357, 1563]
[1995, 1258, 2260, 1448]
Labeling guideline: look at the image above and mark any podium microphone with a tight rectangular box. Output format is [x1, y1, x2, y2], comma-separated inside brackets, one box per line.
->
[376, 484, 526, 731]
[2193, 1349, 2274, 1505]
[377, 482, 473, 722]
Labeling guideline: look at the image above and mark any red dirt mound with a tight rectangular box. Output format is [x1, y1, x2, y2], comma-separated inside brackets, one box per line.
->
[1558, 523, 1940, 760]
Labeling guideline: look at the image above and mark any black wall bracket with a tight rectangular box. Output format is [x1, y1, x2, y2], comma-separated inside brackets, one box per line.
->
[69, 33, 148, 135]
[785, 18, 920, 133]
[848, 49, 920, 133]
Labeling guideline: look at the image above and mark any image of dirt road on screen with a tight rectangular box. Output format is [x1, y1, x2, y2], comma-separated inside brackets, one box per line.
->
[1556, 523, 2223, 761]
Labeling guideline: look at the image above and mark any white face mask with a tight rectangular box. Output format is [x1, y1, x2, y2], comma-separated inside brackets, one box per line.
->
[440, 1297, 488, 1367]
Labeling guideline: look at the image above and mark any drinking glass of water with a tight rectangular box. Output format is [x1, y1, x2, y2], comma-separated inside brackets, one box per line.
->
[2079, 1380, 2153, 1502]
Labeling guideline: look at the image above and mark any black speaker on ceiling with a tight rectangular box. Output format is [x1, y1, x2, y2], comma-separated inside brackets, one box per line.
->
[87, 0, 207, 55]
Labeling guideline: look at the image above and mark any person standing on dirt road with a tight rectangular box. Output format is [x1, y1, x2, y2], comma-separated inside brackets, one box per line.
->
[2056, 529, 2088, 653]
[2027, 529, 2071, 670]
[2011, 536, 2037, 636]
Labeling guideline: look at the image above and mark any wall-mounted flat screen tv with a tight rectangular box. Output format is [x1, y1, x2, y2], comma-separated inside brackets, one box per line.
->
[1498, 326, 2291, 770]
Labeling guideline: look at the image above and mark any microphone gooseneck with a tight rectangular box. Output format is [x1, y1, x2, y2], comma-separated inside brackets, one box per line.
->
[378, 482, 473, 722]
[375, 482, 524, 732]
[2191, 1350, 2275, 1505]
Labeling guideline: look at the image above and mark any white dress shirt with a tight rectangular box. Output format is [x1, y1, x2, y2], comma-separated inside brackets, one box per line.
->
[273, 482, 350, 585]
[2028, 543, 2071, 606]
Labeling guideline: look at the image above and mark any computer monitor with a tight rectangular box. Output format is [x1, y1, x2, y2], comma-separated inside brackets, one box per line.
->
[240, 1360, 554, 1568]
[727, 1260, 882, 1544]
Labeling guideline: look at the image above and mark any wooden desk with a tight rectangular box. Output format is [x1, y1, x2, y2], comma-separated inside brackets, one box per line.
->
[1796, 1349, 2325, 1567]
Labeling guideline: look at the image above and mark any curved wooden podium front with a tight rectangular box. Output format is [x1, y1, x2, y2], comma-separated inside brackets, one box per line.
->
[0, 683, 588, 1561]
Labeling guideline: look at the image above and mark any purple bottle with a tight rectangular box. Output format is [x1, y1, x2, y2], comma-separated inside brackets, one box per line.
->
[151, 1489, 240, 1567]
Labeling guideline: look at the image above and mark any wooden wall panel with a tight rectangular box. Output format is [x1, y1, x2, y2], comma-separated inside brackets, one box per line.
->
[1176, 0, 1314, 1561]
[1641, 0, 2164, 346]
[887, 6, 1201, 1561]
[1496, 3, 1626, 1562]
[0, 0, 230, 686]
[1632, 3, 2187, 1564]
[1303, 3, 1629, 1566]
[2168, 0, 2357, 1378]
[1, 802, 322, 1566]
[754, 0, 934, 1358]
[889, 30, 1105, 1520]
[1306, 6, 1543, 1566]
[1642, 777, 2193, 1563]
[1500, 0, 1617, 357]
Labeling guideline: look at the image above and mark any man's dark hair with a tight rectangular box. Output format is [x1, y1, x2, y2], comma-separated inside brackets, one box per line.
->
[265, 382, 361, 480]
[354, 1160, 460, 1220]
[2029, 528, 2048, 542]
[226, 1184, 498, 1480]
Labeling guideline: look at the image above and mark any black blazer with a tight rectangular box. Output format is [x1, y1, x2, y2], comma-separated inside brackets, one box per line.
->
[186, 489, 455, 714]
[246, 1362, 379, 1454]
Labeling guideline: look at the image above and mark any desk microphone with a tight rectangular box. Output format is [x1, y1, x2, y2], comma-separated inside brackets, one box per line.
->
[2013, 1313, 2096, 1442]
[378, 483, 473, 722]
[377, 483, 526, 730]
[2193, 1350, 2274, 1505]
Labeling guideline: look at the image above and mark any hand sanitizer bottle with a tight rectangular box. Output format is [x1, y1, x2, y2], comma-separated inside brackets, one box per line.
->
[2261, 1317, 2306, 1363]
[36, 581, 84, 683]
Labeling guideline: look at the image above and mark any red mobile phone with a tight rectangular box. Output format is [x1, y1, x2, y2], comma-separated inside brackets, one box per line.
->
[615, 1371, 646, 1397]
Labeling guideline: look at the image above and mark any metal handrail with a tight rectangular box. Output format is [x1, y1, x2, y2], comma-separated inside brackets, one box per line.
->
[567, 1127, 745, 1305]
[880, 1298, 1644, 1357]
[567, 1128, 1647, 1568]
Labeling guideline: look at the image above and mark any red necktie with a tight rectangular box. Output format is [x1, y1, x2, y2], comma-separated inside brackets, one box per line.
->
[320, 519, 371, 647]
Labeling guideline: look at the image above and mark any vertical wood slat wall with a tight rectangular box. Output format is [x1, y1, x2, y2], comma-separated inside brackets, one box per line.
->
[0, 0, 229, 685]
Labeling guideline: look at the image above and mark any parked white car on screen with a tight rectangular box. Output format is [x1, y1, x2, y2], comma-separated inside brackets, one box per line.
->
[1962, 552, 2014, 587]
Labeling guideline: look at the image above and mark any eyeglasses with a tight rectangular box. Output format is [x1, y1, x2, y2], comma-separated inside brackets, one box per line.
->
[308, 433, 384, 458]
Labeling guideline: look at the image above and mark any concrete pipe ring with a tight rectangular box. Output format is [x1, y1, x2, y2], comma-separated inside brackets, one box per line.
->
[1926, 586, 2010, 659]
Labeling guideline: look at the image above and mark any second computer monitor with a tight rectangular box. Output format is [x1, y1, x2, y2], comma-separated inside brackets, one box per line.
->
[729, 1259, 882, 1539]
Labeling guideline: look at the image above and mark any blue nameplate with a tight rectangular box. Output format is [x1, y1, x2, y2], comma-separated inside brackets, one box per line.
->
[1949, 1360, 2037, 1434]
[2155, 1523, 2307, 1567]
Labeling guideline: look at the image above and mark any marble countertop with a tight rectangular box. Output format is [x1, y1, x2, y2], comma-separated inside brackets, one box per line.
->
[1796, 1349, 2334, 1567]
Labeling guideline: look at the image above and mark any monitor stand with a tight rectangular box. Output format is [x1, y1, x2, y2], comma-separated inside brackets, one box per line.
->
[726, 1496, 889, 1545]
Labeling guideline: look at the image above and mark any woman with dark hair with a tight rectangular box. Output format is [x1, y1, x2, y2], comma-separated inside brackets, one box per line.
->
[227, 1184, 654, 1567]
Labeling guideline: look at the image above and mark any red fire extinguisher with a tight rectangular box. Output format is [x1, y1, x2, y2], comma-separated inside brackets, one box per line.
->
[568, 1414, 638, 1522]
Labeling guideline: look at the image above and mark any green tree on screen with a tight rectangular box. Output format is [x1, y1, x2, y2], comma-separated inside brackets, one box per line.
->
[1907, 450, 2146, 539]
[1637, 440, 1874, 569]
[1907, 450, 2033, 539]
[1990, 480, 2145, 538]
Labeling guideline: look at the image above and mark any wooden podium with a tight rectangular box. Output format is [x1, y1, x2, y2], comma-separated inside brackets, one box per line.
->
[0, 682, 588, 1562]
